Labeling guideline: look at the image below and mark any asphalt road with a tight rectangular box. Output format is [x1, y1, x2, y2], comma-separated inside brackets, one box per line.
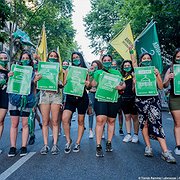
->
[0, 111, 179, 180]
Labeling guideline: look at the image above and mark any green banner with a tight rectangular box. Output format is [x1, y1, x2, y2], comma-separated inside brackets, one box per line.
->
[64, 66, 88, 97]
[37, 62, 59, 91]
[7, 64, 33, 95]
[135, 21, 163, 73]
[135, 66, 158, 96]
[95, 71, 121, 102]
[174, 64, 180, 95]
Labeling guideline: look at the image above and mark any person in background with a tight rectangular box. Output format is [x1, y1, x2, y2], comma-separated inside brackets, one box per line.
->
[0, 51, 9, 154]
[163, 48, 180, 156]
[87, 60, 103, 139]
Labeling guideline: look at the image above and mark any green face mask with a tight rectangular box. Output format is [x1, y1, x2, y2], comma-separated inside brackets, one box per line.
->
[48, 58, 58, 62]
[111, 66, 117, 70]
[21, 59, 31, 66]
[72, 59, 81, 66]
[0, 60, 8, 68]
[103, 61, 111, 69]
[94, 66, 98, 71]
[34, 64, 38, 70]
[141, 60, 152, 67]
[63, 65, 69, 70]
[123, 67, 132, 72]
[175, 59, 180, 64]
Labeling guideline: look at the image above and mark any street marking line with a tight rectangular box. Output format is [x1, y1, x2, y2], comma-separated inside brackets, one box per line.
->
[0, 152, 36, 180]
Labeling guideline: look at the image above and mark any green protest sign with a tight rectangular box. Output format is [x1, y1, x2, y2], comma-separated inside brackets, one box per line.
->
[7, 64, 33, 95]
[135, 66, 158, 96]
[37, 62, 59, 91]
[173, 64, 180, 95]
[64, 66, 88, 97]
[95, 71, 121, 102]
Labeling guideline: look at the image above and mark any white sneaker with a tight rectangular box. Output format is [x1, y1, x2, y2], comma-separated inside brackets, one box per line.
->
[174, 146, 180, 155]
[89, 130, 94, 139]
[131, 134, 139, 143]
[123, 134, 132, 142]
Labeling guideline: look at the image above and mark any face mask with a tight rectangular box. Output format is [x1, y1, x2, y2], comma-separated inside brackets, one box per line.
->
[103, 61, 111, 69]
[34, 64, 38, 70]
[48, 58, 58, 62]
[63, 65, 68, 70]
[0, 60, 8, 68]
[21, 59, 31, 66]
[94, 66, 98, 71]
[123, 67, 132, 72]
[72, 59, 81, 66]
[111, 66, 117, 70]
[175, 59, 180, 64]
[141, 60, 152, 67]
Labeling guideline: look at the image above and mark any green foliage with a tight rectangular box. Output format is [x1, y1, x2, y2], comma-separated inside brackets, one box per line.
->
[1, 0, 76, 60]
[84, 0, 180, 58]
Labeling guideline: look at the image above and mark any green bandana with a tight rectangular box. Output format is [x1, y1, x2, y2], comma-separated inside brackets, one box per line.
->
[123, 67, 132, 72]
[21, 59, 31, 66]
[62, 65, 69, 70]
[175, 59, 180, 64]
[72, 59, 81, 66]
[141, 60, 152, 67]
[48, 58, 58, 62]
[0, 60, 8, 68]
[103, 61, 111, 70]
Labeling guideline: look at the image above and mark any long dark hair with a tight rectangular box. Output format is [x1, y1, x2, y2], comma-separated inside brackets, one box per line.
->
[91, 60, 103, 70]
[121, 60, 134, 77]
[172, 48, 180, 65]
[47, 50, 60, 62]
[19, 51, 33, 67]
[139, 52, 152, 66]
[71, 52, 87, 68]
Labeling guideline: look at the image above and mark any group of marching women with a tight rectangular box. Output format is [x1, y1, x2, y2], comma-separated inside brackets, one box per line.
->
[0, 47, 180, 164]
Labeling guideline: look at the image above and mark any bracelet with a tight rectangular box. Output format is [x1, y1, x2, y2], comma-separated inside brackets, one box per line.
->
[129, 50, 134, 54]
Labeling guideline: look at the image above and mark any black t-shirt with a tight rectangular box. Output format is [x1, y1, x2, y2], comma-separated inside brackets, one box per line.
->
[0, 69, 8, 90]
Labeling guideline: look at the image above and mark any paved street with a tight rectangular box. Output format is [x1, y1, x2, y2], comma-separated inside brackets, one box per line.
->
[0, 111, 179, 180]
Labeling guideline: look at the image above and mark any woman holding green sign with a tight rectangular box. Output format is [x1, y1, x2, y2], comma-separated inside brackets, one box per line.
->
[163, 48, 180, 156]
[38, 50, 63, 155]
[92, 55, 126, 157]
[62, 52, 89, 154]
[8, 51, 37, 157]
[132, 52, 176, 163]
[0, 51, 9, 154]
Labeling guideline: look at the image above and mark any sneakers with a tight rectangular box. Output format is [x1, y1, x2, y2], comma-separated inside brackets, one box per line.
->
[119, 129, 124, 136]
[73, 144, 80, 153]
[51, 145, 59, 155]
[174, 146, 180, 155]
[64, 139, 72, 154]
[144, 146, 153, 157]
[28, 135, 35, 145]
[131, 134, 139, 143]
[20, 147, 27, 157]
[96, 144, 104, 157]
[105, 141, 113, 152]
[89, 130, 94, 139]
[123, 134, 132, 142]
[40, 145, 50, 155]
[8, 147, 17, 157]
[161, 150, 176, 163]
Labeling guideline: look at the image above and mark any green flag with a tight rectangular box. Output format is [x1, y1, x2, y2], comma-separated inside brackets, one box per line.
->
[135, 21, 163, 73]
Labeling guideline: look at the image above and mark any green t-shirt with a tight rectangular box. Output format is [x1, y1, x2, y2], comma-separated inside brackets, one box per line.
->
[94, 69, 123, 84]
